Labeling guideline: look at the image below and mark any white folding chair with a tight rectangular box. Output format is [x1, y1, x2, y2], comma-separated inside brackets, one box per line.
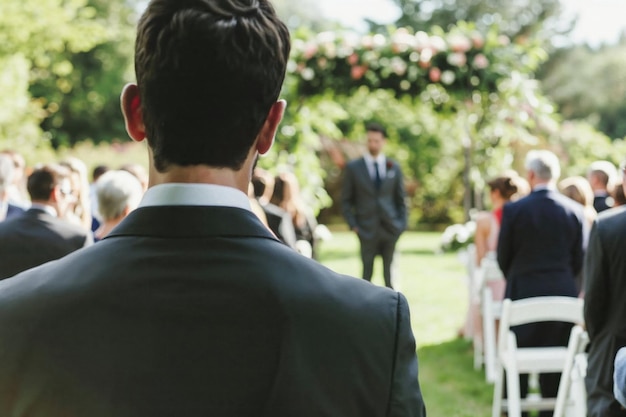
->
[481, 285, 502, 383]
[463, 243, 478, 344]
[553, 325, 589, 417]
[478, 254, 505, 383]
[491, 296, 584, 417]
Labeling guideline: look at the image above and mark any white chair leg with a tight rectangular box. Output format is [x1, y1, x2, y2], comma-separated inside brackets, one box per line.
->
[492, 366, 504, 417]
[506, 366, 522, 417]
[483, 287, 497, 383]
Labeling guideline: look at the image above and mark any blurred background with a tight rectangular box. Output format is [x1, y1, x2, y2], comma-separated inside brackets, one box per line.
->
[2, 0, 626, 229]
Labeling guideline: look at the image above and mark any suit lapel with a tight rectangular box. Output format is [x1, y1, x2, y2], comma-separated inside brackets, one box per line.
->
[104, 206, 279, 241]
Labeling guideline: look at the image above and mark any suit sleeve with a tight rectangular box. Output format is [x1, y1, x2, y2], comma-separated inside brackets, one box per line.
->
[584, 219, 608, 340]
[341, 165, 357, 230]
[497, 203, 513, 278]
[387, 292, 426, 417]
[393, 165, 408, 231]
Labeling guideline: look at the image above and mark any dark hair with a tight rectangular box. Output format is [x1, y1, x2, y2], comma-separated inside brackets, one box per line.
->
[27, 164, 70, 201]
[92, 165, 110, 182]
[270, 174, 285, 205]
[488, 175, 518, 200]
[250, 175, 266, 198]
[135, 0, 291, 172]
[365, 122, 387, 138]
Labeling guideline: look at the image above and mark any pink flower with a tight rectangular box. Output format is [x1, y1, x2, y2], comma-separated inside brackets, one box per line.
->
[429, 67, 441, 83]
[351, 65, 367, 80]
[303, 44, 318, 60]
[471, 33, 485, 49]
[472, 54, 489, 69]
[347, 53, 359, 66]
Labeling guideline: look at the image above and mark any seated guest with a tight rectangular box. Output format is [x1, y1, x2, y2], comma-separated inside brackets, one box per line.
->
[94, 170, 144, 240]
[271, 171, 319, 258]
[251, 168, 297, 249]
[0, 163, 93, 280]
[0, 154, 25, 222]
[559, 175, 597, 243]
[613, 179, 626, 207]
[587, 160, 617, 213]
[89, 164, 110, 232]
[60, 156, 93, 231]
[0, 149, 29, 208]
[559, 175, 597, 294]
[120, 163, 149, 192]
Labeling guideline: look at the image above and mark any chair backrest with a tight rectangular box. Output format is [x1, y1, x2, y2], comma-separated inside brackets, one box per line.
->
[498, 297, 584, 353]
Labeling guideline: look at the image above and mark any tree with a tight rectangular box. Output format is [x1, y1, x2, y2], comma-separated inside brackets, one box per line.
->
[29, 0, 138, 147]
[538, 41, 626, 139]
[378, 0, 573, 44]
[0, 0, 110, 150]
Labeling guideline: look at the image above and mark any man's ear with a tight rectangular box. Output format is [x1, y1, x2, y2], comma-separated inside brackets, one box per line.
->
[121, 83, 146, 142]
[256, 100, 286, 155]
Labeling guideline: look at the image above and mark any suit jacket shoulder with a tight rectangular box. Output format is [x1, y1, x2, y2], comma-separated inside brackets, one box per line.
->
[0, 205, 425, 416]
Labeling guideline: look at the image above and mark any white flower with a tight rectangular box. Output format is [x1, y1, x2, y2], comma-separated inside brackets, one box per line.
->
[441, 70, 456, 85]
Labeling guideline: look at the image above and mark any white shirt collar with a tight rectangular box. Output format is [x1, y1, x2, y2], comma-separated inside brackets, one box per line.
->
[29, 203, 58, 217]
[364, 153, 385, 165]
[138, 183, 252, 211]
[533, 183, 554, 192]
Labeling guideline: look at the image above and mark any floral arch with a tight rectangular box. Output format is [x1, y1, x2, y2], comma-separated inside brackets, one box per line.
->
[287, 23, 546, 105]
[275, 24, 555, 221]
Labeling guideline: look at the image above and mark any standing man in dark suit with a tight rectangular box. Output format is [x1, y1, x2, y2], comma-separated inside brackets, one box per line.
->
[0, 154, 25, 222]
[0, 1, 426, 416]
[588, 160, 617, 213]
[0, 163, 93, 280]
[497, 149, 585, 416]
[341, 123, 407, 289]
[584, 165, 626, 417]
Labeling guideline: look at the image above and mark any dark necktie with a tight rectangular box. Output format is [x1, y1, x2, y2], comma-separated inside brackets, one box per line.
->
[374, 161, 382, 189]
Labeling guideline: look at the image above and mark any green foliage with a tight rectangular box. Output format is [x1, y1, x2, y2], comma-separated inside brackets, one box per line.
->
[29, 0, 138, 147]
[284, 25, 558, 224]
[539, 42, 626, 139]
[317, 230, 492, 416]
[289, 24, 545, 101]
[386, 0, 570, 43]
[0, 0, 111, 149]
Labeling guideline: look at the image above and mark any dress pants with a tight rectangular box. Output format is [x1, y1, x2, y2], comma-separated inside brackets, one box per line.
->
[359, 232, 398, 289]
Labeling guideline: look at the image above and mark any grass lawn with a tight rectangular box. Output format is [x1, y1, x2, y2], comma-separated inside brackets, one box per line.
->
[317, 230, 493, 417]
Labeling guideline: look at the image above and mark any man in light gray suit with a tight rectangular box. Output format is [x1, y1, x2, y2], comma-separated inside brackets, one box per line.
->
[342, 123, 407, 288]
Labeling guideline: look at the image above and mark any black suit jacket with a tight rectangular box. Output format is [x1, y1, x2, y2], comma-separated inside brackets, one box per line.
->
[593, 193, 612, 213]
[497, 189, 584, 300]
[584, 206, 626, 417]
[0, 207, 92, 280]
[5, 203, 25, 220]
[0, 205, 425, 417]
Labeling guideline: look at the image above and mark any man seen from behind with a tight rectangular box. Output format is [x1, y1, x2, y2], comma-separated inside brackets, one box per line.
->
[0, 1, 426, 416]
